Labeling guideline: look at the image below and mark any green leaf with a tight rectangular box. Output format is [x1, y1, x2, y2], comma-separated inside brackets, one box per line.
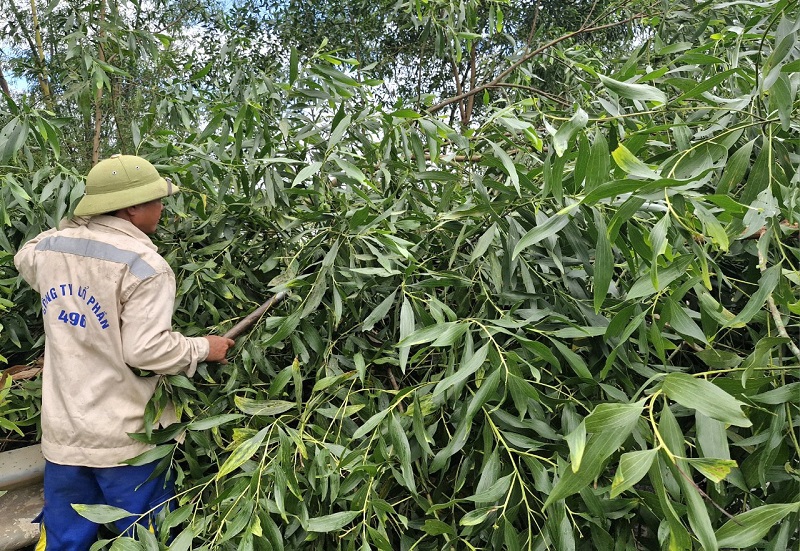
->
[599, 74, 667, 105]
[465, 473, 513, 503]
[727, 264, 781, 326]
[460, 507, 497, 526]
[566, 421, 586, 472]
[72, 504, 132, 523]
[612, 144, 660, 180]
[433, 344, 489, 396]
[553, 107, 588, 157]
[661, 373, 751, 427]
[217, 426, 269, 478]
[470, 223, 497, 263]
[665, 298, 707, 344]
[584, 400, 646, 434]
[488, 141, 519, 194]
[686, 458, 737, 483]
[187, 413, 244, 431]
[399, 321, 464, 347]
[292, 161, 322, 187]
[328, 114, 351, 150]
[544, 401, 643, 508]
[610, 448, 657, 498]
[715, 503, 800, 548]
[550, 339, 593, 380]
[398, 297, 415, 373]
[593, 209, 613, 313]
[234, 397, 295, 416]
[512, 213, 571, 259]
[422, 519, 455, 536]
[750, 382, 800, 405]
[306, 510, 361, 532]
[362, 290, 397, 331]
[389, 412, 415, 492]
[740, 336, 789, 385]
[123, 444, 174, 466]
[692, 202, 729, 251]
[353, 408, 390, 439]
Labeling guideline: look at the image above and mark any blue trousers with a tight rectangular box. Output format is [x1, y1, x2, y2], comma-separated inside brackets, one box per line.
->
[36, 459, 174, 550]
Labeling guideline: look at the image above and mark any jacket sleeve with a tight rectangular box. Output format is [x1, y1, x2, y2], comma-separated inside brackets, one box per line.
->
[120, 270, 210, 376]
[14, 228, 59, 292]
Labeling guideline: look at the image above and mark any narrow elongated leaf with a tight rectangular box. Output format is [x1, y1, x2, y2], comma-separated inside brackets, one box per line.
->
[716, 503, 800, 548]
[470, 223, 497, 263]
[544, 401, 643, 508]
[551, 339, 593, 380]
[422, 519, 455, 536]
[328, 114, 351, 150]
[389, 412, 415, 492]
[584, 400, 646, 433]
[686, 458, 737, 483]
[599, 74, 667, 105]
[740, 336, 789, 385]
[362, 290, 397, 331]
[433, 344, 489, 396]
[566, 421, 587, 472]
[217, 426, 269, 478]
[553, 108, 588, 157]
[465, 473, 513, 503]
[727, 264, 781, 326]
[488, 141, 519, 193]
[398, 297, 414, 373]
[661, 373, 751, 427]
[352, 408, 390, 439]
[750, 382, 800, 405]
[610, 448, 657, 497]
[460, 507, 497, 526]
[593, 209, 613, 313]
[399, 321, 462, 347]
[665, 298, 707, 344]
[234, 397, 295, 417]
[292, 161, 322, 187]
[612, 144, 660, 179]
[306, 511, 361, 533]
[512, 213, 571, 259]
[72, 504, 132, 523]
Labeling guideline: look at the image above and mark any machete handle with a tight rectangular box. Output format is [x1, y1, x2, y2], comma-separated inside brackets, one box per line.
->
[223, 291, 288, 340]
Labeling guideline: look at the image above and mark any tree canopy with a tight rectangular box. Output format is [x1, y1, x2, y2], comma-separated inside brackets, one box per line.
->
[1, 0, 799, 549]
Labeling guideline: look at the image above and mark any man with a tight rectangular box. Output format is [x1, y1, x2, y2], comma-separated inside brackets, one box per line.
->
[14, 154, 235, 549]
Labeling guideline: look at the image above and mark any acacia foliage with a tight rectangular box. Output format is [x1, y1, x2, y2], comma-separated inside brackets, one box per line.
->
[1, 0, 800, 549]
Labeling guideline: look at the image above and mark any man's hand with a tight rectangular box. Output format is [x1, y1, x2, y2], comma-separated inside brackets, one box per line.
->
[204, 335, 236, 363]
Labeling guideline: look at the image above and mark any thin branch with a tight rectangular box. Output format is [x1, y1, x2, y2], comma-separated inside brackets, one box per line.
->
[757, 242, 800, 362]
[7, 0, 52, 107]
[92, 0, 107, 165]
[428, 14, 646, 115]
[485, 82, 571, 107]
[674, 463, 741, 525]
[464, 43, 477, 126]
[524, 0, 542, 54]
[449, 55, 466, 125]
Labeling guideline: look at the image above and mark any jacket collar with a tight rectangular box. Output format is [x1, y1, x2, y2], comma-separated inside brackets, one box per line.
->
[63, 215, 159, 252]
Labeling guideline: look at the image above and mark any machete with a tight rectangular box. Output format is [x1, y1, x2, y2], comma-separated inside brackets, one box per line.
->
[223, 291, 288, 340]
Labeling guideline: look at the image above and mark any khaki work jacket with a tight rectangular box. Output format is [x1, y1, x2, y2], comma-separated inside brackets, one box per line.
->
[14, 215, 209, 467]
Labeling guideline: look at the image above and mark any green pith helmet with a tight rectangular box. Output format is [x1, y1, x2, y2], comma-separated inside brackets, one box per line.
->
[73, 154, 179, 217]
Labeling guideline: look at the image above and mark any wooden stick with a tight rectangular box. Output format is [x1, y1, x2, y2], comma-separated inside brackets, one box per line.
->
[223, 291, 288, 340]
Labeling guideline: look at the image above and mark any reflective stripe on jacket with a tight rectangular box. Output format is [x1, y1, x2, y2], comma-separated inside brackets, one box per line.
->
[14, 215, 209, 467]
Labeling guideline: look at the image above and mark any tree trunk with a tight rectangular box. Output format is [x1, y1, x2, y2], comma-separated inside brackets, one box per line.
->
[28, 0, 53, 108]
[0, 64, 10, 98]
